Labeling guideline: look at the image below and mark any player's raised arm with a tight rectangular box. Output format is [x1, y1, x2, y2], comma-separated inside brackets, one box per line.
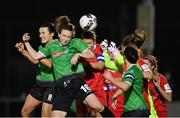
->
[15, 42, 39, 64]
[22, 33, 45, 60]
[22, 33, 52, 68]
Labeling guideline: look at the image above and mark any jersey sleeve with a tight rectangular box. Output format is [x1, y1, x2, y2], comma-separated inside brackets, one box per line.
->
[72, 38, 89, 52]
[94, 44, 104, 62]
[124, 73, 135, 86]
[159, 74, 172, 93]
[39, 44, 51, 57]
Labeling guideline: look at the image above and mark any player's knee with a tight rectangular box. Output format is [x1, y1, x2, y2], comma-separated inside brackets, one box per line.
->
[93, 104, 104, 113]
[41, 108, 51, 117]
[41, 111, 50, 117]
[21, 107, 30, 117]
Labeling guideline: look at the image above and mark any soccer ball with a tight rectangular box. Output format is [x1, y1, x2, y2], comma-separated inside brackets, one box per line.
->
[79, 14, 97, 31]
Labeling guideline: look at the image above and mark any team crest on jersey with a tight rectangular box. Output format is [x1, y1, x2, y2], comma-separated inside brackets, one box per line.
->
[53, 52, 64, 57]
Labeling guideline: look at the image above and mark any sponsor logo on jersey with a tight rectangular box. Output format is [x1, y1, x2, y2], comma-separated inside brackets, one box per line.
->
[53, 52, 64, 57]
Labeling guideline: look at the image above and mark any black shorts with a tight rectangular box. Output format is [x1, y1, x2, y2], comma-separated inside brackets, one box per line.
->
[29, 83, 56, 104]
[121, 109, 150, 117]
[52, 78, 93, 112]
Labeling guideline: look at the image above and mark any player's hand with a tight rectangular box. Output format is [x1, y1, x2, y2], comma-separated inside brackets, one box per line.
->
[100, 39, 108, 53]
[111, 97, 117, 109]
[153, 74, 160, 88]
[108, 41, 116, 52]
[22, 33, 30, 42]
[71, 53, 80, 65]
[15, 42, 25, 52]
[112, 48, 121, 57]
[108, 41, 121, 58]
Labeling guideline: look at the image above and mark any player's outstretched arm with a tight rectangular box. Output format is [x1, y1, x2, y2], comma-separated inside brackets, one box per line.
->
[15, 42, 39, 64]
[22, 33, 52, 68]
[89, 61, 105, 71]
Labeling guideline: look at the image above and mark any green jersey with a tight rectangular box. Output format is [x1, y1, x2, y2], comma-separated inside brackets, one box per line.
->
[39, 38, 88, 82]
[36, 45, 54, 87]
[123, 64, 147, 112]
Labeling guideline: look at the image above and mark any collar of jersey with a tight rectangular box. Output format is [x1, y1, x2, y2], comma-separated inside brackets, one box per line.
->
[127, 64, 137, 70]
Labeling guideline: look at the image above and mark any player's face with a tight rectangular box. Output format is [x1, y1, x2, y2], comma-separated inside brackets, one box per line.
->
[58, 29, 73, 45]
[83, 38, 95, 50]
[143, 59, 152, 69]
[39, 27, 53, 44]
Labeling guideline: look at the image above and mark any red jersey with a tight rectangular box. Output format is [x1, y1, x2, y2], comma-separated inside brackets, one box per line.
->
[82, 43, 107, 106]
[104, 69, 124, 117]
[146, 74, 172, 117]
[138, 58, 172, 117]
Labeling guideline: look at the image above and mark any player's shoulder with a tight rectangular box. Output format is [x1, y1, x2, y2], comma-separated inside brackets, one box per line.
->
[47, 39, 60, 46]
[71, 37, 82, 41]
[94, 43, 103, 53]
[158, 73, 168, 81]
[69, 37, 83, 44]
[45, 39, 58, 45]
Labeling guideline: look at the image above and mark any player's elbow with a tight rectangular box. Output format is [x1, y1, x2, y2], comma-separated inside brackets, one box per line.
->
[46, 64, 52, 69]
[43, 62, 52, 69]
[120, 82, 131, 92]
[32, 61, 39, 65]
[30, 60, 39, 65]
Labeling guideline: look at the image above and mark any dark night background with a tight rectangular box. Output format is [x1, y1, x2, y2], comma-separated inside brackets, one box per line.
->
[0, 0, 179, 116]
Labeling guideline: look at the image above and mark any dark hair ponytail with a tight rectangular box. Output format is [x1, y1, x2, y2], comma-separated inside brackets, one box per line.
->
[40, 22, 55, 33]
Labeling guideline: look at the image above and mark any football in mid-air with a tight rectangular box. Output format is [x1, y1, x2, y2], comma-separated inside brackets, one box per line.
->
[79, 14, 97, 31]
